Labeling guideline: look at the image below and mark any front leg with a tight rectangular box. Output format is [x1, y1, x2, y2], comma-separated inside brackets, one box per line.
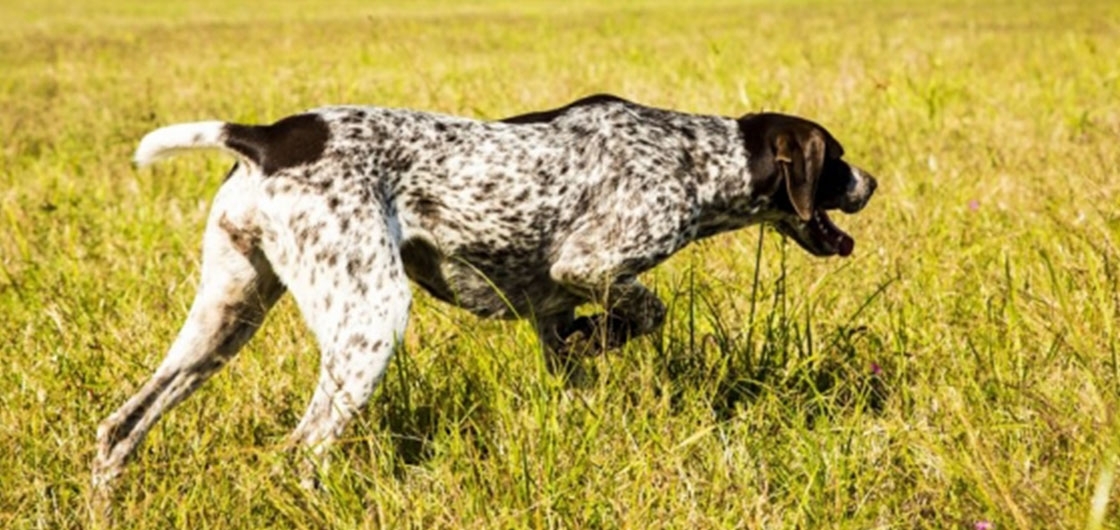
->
[557, 281, 666, 357]
[546, 214, 678, 357]
[532, 310, 582, 376]
[529, 283, 665, 380]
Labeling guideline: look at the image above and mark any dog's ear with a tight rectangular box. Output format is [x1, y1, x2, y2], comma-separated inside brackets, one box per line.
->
[773, 128, 827, 222]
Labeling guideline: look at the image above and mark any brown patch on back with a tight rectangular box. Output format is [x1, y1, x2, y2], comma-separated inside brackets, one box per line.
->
[218, 213, 262, 255]
[224, 114, 330, 175]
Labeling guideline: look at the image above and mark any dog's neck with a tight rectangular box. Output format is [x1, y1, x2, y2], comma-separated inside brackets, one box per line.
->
[689, 194, 771, 240]
[685, 121, 769, 240]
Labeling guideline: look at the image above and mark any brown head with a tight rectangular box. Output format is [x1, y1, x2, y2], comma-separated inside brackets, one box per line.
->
[738, 112, 877, 257]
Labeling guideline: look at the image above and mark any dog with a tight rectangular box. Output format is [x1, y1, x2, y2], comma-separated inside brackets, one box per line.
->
[92, 94, 876, 495]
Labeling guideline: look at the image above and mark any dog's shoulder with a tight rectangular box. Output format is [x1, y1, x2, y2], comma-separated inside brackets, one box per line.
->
[497, 94, 638, 125]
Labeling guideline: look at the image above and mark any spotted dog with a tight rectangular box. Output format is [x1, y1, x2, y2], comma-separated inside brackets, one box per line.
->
[93, 94, 877, 495]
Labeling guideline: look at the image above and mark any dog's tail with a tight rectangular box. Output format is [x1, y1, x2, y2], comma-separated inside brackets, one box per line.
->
[133, 121, 230, 167]
[133, 114, 329, 174]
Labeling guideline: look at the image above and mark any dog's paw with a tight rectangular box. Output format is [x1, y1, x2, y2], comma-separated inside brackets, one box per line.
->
[558, 315, 607, 356]
[559, 313, 636, 357]
[560, 329, 598, 358]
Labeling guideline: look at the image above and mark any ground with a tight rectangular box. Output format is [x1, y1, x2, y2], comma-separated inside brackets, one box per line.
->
[2, 0, 1119, 528]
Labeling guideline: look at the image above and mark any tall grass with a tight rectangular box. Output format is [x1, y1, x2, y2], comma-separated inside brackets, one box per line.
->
[2, 0, 1119, 527]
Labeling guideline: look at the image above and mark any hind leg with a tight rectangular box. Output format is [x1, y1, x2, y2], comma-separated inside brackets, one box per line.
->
[273, 208, 412, 488]
[93, 186, 284, 499]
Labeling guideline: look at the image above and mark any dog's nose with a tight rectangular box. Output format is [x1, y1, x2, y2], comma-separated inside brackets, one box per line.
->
[837, 168, 877, 213]
[853, 167, 876, 198]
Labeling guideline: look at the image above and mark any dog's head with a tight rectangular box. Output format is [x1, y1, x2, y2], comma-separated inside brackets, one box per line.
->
[738, 113, 877, 257]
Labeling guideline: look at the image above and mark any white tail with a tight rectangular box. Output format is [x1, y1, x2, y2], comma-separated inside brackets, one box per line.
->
[133, 113, 329, 174]
[133, 121, 232, 167]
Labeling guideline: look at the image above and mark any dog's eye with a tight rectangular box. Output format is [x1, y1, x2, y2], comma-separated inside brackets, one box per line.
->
[815, 162, 852, 196]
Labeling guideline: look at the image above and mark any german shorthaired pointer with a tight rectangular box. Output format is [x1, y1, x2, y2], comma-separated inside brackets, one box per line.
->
[93, 94, 876, 496]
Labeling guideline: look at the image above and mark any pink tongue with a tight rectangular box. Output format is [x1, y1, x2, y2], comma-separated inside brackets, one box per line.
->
[837, 234, 854, 257]
[815, 210, 855, 257]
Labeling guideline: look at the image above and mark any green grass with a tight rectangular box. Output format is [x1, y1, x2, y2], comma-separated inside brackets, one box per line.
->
[3, 0, 1120, 527]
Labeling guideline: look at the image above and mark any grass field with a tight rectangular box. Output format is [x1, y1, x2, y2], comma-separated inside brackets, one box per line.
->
[3, 0, 1120, 527]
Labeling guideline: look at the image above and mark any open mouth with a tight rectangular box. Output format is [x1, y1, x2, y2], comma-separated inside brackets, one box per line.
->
[779, 209, 855, 257]
[810, 209, 854, 257]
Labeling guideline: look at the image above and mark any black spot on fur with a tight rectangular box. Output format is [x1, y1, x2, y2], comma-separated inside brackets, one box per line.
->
[410, 195, 442, 220]
[347, 334, 369, 349]
[217, 214, 260, 255]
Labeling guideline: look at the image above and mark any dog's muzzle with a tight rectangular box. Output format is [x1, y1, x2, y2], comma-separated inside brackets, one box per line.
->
[777, 166, 877, 258]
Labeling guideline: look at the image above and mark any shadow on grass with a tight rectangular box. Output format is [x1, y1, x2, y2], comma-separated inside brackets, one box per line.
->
[655, 232, 899, 425]
[707, 323, 891, 424]
[347, 231, 899, 473]
[361, 341, 497, 472]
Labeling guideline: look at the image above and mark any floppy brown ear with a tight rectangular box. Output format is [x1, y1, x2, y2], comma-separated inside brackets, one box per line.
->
[773, 129, 827, 221]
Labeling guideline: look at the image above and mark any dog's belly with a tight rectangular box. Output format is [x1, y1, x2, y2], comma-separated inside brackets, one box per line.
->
[400, 237, 582, 319]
